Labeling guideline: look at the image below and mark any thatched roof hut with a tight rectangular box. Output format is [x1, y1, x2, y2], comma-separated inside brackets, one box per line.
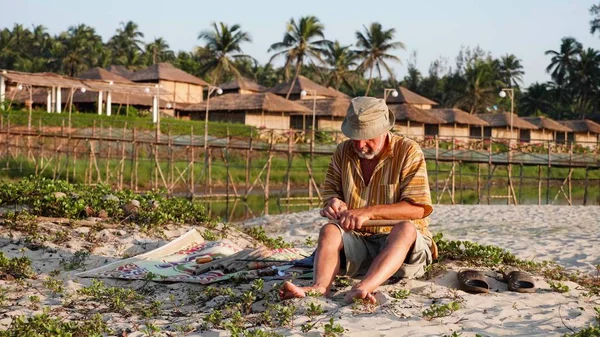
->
[182, 92, 310, 114]
[1, 69, 169, 110]
[429, 108, 488, 126]
[385, 86, 438, 107]
[130, 63, 208, 86]
[476, 113, 538, 130]
[218, 77, 266, 94]
[557, 119, 600, 134]
[522, 116, 571, 132]
[269, 75, 342, 99]
[181, 92, 310, 129]
[389, 104, 445, 124]
[105, 65, 134, 79]
[78, 67, 133, 84]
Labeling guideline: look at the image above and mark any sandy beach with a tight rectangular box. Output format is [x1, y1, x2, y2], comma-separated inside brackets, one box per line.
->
[0, 205, 599, 336]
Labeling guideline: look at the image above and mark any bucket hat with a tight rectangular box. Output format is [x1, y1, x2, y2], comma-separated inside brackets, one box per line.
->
[341, 96, 395, 140]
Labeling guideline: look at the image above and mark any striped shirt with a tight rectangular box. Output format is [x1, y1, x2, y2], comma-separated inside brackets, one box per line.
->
[322, 132, 433, 238]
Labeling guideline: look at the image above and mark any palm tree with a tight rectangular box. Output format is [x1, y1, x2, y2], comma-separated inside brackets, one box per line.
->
[570, 48, 600, 119]
[456, 59, 502, 114]
[145, 37, 174, 65]
[545, 37, 582, 85]
[198, 22, 253, 85]
[499, 54, 525, 88]
[321, 41, 359, 91]
[58, 24, 102, 76]
[355, 22, 405, 96]
[268, 16, 330, 99]
[519, 82, 552, 116]
[109, 21, 144, 67]
[0, 28, 17, 69]
[590, 4, 600, 36]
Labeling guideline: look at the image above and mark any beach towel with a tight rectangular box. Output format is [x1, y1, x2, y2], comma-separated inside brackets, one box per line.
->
[77, 229, 307, 284]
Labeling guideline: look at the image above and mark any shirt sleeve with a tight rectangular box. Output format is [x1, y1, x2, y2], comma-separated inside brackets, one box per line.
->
[321, 142, 345, 207]
[399, 141, 433, 218]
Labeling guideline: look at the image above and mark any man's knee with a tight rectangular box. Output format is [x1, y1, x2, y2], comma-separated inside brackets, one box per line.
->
[389, 221, 417, 243]
[318, 223, 343, 248]
[319, 223, 342, 238]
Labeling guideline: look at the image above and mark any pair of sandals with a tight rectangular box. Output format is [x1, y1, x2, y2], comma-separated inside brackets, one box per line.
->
[457, 267, 536, 294]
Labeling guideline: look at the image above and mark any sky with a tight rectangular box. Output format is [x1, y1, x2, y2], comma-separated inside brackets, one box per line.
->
[1, 0, 599, 86]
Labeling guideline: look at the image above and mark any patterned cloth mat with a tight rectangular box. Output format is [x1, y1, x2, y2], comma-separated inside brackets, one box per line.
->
[77, 229, 308, 284]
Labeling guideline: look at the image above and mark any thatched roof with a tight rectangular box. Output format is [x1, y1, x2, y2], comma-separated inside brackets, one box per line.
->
[385, 86, 438, 105]
[105, 65, 134, 79]
[6, 86, 167, 107]
[292, 97, 352, 117]
[1, 70, 167, 96]
[181, 92, 311, 113]
[389, 104, 445, 124]
[78, 67, 133, 84]
[558, 119, 600, 134]
[428, 108, 488, 126]
[522, 116, 571, 132]
[269, 75, 341, 98]
[476, 113, 538, 130]
[2, 70, 86, 88]
[130, 63, 208, 86]
[219, 77, 266, 93]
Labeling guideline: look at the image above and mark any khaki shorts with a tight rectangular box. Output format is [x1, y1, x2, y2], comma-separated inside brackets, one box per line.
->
[333, 223, 433, 279]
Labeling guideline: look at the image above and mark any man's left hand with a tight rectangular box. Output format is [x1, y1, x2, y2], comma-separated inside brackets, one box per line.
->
[338, 208, 371, 231]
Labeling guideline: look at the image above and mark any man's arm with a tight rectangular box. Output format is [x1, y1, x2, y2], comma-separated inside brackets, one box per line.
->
[321, 143, 346, 215]
[337, 201, 425, 231]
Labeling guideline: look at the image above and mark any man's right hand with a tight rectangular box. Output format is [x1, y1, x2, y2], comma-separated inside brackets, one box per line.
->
[319, 198, 347, 219]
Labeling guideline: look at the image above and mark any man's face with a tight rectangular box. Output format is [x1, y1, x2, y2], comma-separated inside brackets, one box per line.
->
[352, 134, 386, 160]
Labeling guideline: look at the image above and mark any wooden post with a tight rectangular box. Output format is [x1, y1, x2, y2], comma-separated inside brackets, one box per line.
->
[264, 131, 274, 215]
[538, 165, 542, 205]
[190, 126, 195, 199]
[451, 138, 455, 204]
[583, 168, 589, 206]
[133, 128, 139, 191]
[286, 130, 293, 213]
[105, 126, 112, 183]
[225, 129, 231, 219]
[208, 148, 213, 195]
[435, 136, 439, 201]
[487, 139, 492, 204]
[245, 130, 253, 200]
[458, 161, 463, 204]
[168, 127, 174, 197]
[477, 163, 481, 204]
[546, 141, 551, 204]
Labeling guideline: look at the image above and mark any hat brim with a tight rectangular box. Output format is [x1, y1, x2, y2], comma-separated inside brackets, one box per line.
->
[341, 109, 396, 140]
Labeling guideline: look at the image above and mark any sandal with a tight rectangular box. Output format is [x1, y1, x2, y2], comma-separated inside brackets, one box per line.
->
[503, 267, 536, 293]
[457, 269, 490, 294]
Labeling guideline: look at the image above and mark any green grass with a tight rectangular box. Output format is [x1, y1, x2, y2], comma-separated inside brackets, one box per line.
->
[1, 109, 256, 137]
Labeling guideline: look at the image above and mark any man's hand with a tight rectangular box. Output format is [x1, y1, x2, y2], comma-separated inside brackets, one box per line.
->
[338, 207, 371, 231]
[320, 198, 347, 219]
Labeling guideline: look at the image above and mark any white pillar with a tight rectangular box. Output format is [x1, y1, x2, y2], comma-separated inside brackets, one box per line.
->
[51, 86, 56, 113]
[106, 91, 112, 116]
[46, 89, 52, 112]
[97, 91, 103, 115]
[0, 75, 5, 110]
[56, 86, 62, 113]
[152, 95, 158, 123]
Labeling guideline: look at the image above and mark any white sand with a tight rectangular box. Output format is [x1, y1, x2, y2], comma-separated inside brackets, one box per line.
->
[0, 206, 599, 336]
[239, 205, 600, 336]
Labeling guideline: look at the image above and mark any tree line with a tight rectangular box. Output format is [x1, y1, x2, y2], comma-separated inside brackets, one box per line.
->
[1, 3, 599, 120]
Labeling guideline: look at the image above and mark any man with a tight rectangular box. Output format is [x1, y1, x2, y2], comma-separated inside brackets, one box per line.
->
[280, 96, 435, 303]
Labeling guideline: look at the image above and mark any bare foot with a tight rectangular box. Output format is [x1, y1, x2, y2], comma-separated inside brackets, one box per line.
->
[279, 281, 327, 300]
[344, 287, 377, 304]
